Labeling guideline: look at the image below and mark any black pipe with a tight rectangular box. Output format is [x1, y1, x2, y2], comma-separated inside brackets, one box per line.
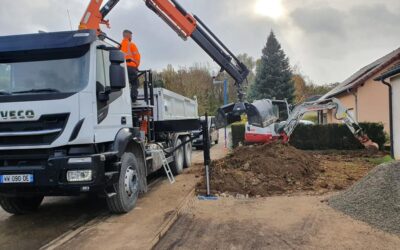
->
[144, 71, 149, 105]
[149, 71, 155, 106]
[202, 113, 211, 196]
[381, 79, 394, 159]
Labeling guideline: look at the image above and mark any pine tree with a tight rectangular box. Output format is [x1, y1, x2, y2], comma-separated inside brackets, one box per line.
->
[249, 31, 294, 103]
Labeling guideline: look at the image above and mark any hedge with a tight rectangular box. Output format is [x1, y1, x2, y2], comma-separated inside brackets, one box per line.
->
[230, 122, 386, 150]
[290, 123, 386, 150]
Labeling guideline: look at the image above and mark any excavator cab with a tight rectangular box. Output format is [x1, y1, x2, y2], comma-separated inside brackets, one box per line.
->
[215, 99, 279, 129]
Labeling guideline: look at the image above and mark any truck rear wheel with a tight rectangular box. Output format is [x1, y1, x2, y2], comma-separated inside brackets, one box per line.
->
[0, 195, 44, 215]
[183, 136, 192, 168]
[107, 152, 139, 214]
[171, 138, 184, 175]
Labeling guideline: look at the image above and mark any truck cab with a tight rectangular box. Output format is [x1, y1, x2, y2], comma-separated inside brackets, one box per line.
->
[0, 30, 199, 214]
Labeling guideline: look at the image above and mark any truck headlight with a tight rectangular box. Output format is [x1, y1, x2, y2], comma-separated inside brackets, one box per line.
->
[67, 170, 93, 182]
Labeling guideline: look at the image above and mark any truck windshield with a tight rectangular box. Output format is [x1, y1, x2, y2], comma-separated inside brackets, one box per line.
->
[0, 51, 90, 95]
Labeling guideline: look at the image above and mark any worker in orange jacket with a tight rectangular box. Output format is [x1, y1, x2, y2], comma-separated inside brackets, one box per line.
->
[120, 30, 141, 102]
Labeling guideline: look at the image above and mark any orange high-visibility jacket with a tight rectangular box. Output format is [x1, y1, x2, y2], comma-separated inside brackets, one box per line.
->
[120, 38, 141, 69]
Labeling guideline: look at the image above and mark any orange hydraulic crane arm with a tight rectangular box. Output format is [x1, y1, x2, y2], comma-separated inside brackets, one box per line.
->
[145, 0, 196, 39]
[79, 0, 272, 129]
[79, 0, 248, 93]
[79, 0, 120, 33]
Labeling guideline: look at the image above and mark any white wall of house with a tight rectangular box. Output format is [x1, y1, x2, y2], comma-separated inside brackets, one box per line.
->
[390, 74, 400, 160]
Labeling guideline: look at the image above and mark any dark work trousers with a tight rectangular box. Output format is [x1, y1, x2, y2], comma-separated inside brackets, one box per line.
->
[127, 67, 139, 103]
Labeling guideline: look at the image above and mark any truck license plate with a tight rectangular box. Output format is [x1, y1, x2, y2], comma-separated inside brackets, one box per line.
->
[0, 174, 34, 184]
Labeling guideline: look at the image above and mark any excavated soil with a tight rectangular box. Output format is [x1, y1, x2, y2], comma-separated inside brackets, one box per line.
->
[196, 144, 385, 197]
[198, 143, 322, 197]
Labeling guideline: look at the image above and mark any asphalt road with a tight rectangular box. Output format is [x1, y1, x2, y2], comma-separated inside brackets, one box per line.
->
[0, 131, 228, 250]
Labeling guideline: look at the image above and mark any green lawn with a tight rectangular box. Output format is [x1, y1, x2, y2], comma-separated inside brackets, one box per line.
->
[366, 155, 394, 165]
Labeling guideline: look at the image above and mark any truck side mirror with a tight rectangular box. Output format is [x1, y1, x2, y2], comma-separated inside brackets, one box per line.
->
[109, 50, 126, 90]
[110, 50, 125, 64]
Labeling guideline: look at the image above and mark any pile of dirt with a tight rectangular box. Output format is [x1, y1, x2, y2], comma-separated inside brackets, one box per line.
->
[329, 161, 400, 234]
[198, 143, 321, 197]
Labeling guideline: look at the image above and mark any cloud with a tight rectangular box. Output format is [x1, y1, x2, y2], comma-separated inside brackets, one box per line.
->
[286, 2, 400, 83]
[291, 7, 346, 38]
[0, 0, 399, 85]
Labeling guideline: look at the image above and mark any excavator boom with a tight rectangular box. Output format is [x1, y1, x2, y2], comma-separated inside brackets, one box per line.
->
[79, 0, 272, 128]
[276, 98, 379, 150]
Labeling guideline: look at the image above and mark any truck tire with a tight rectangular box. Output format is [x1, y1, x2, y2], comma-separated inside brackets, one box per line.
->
[183, 136, 192, 168]
[107, 152, 140, 214]
[171, 138, 184, 175]
[0, 195, 44, 215]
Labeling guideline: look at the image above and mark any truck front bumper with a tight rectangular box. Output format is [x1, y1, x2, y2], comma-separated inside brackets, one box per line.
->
[0, 153, 116, 197]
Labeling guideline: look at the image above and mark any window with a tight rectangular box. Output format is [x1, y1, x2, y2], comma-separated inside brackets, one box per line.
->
[96, 49, 111, 92]
[210, 118, 216, 128]
[323, 113, 328, 125]
[0, 52, 90, 94]
[0, 64, 10, 91]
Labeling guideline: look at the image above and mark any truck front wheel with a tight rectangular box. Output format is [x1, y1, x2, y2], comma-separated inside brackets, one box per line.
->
[107, 152, 140, 214]
[0, 195, 44, 215]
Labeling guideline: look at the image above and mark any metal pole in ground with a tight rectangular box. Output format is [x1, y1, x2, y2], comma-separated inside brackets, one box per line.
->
[223, 78, 228, 148]
[202, 113, 211, 196]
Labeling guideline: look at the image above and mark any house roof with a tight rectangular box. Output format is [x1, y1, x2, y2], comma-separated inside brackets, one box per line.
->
[320, 47, 400, 100]
[375, 63, 400, 81]
[306, 95, 322, 102]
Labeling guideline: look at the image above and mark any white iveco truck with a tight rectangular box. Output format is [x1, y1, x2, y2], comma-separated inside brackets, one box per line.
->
[0, 30, 200, 214]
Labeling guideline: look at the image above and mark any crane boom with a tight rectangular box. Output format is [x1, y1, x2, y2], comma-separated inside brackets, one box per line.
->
[145, 0, 249, 93]
[79, 0, 272, 128]
[79, 0, 121, 32]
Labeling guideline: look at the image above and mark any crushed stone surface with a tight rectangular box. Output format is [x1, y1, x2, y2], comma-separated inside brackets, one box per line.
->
[329, 162, 400, 234]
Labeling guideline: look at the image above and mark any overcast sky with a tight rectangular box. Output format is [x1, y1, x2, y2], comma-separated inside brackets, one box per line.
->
[1, 0, 399, 85]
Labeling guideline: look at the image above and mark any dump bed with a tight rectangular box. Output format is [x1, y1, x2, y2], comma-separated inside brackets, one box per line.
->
[138, 88, 198, 121]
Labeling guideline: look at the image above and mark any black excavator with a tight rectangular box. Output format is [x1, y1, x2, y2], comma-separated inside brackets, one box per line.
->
[79, 0, 276, 129]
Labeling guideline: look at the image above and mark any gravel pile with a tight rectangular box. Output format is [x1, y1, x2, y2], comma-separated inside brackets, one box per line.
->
[329, 162, 400, 234]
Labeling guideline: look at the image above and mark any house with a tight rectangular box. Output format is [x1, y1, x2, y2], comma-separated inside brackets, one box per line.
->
[319, 48, 400, 133]
[375, 65, 400, 159]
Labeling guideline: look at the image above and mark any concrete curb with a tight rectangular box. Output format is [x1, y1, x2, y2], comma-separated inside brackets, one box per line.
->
[40, 213, 111, 250]
[148, 188, 196, 249]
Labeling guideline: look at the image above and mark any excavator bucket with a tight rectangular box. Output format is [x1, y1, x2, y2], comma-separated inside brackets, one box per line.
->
[215, 103, 243, 129]
[215, 99, 279, 129]
[356, 135, 379, 151]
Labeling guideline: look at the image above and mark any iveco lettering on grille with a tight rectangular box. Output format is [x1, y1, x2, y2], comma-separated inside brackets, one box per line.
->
[0, 110, 35, 120]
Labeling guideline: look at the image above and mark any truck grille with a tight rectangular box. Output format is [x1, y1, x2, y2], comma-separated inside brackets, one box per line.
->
[0, 149, 52, 167]
[0, 113, 69, 146]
